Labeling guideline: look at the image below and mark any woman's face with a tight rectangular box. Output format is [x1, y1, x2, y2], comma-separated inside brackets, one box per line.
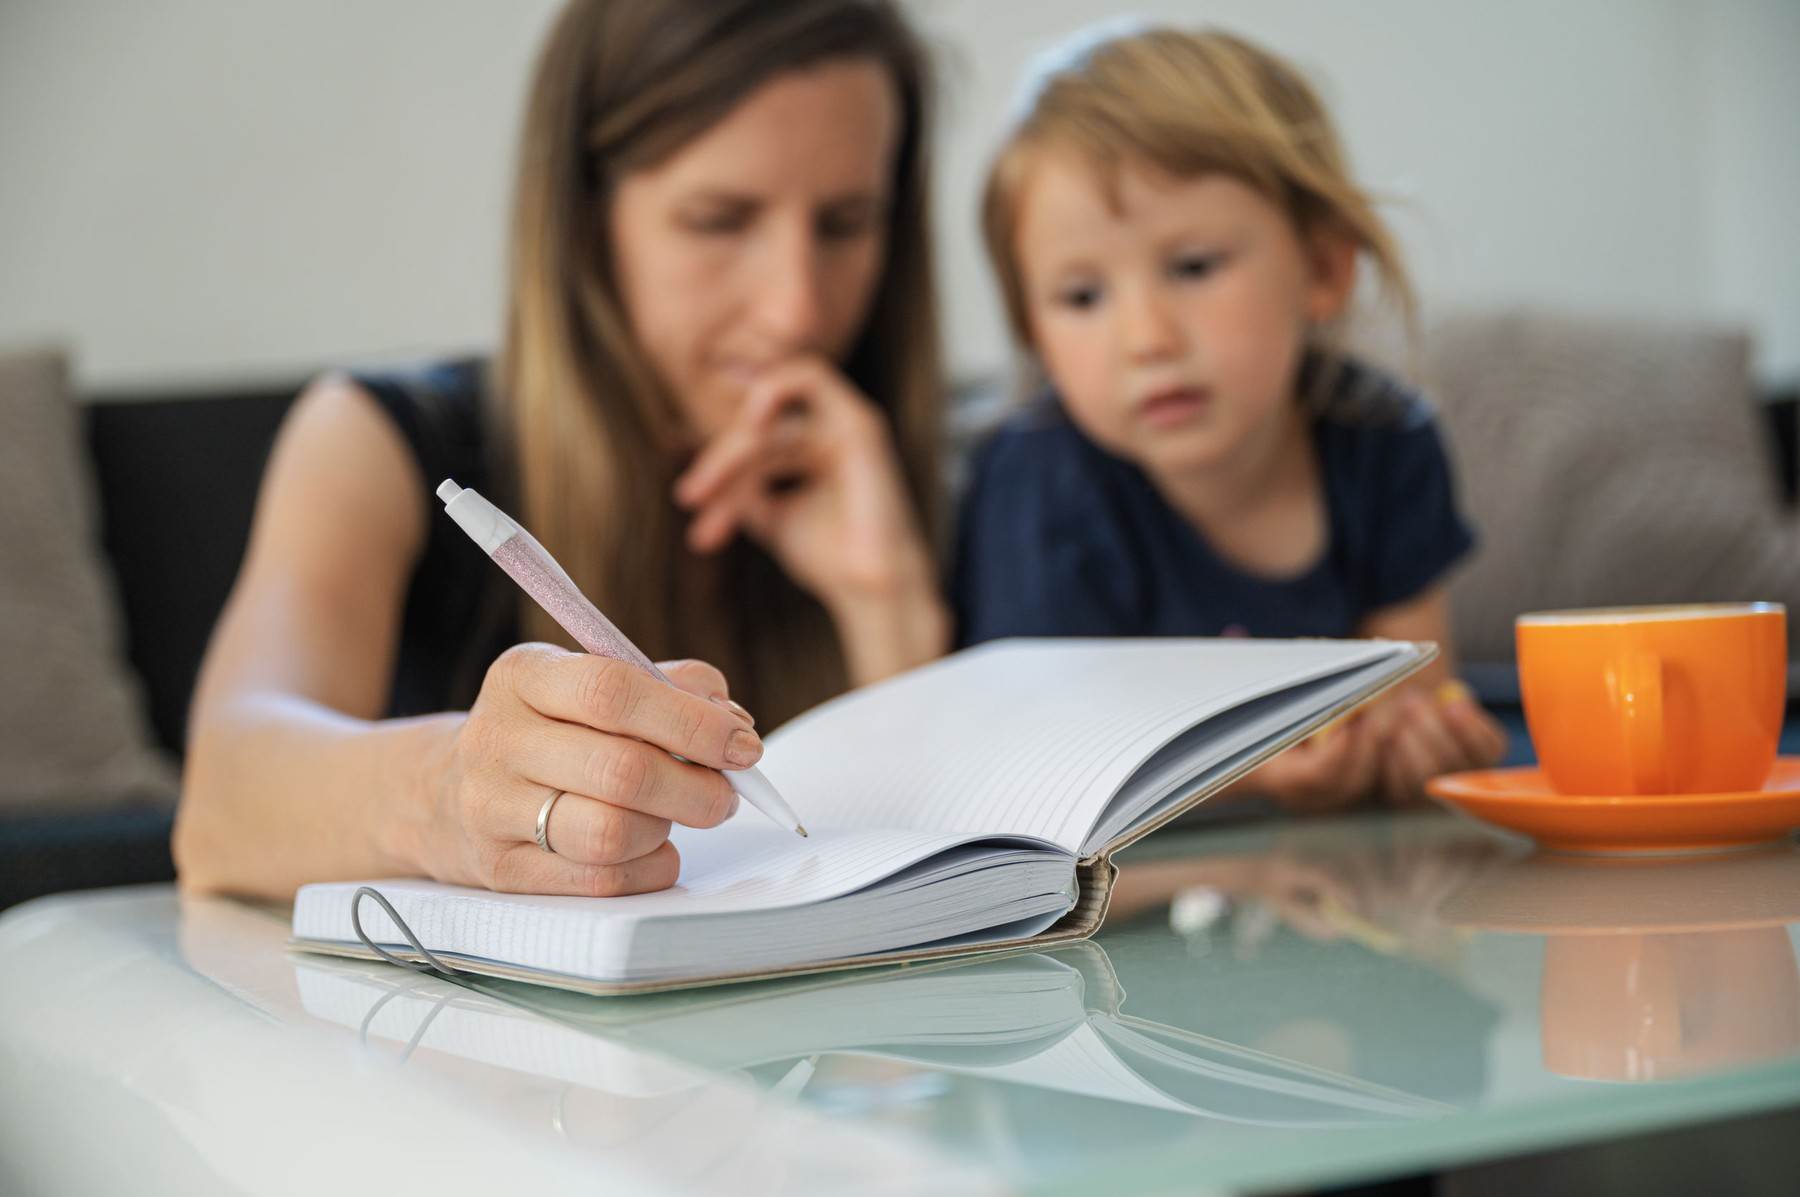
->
[610, 58, 901, 443]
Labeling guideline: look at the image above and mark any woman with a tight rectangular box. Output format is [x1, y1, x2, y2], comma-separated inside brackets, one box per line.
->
[174, 0, 950, 900]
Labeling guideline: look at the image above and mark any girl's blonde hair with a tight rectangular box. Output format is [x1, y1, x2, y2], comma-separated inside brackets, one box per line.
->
[496, 0, 942, 729]
[982, 27, 1414, 360]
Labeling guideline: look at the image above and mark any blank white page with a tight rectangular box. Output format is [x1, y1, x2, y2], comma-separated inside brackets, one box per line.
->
[758, 638, 1413, 854]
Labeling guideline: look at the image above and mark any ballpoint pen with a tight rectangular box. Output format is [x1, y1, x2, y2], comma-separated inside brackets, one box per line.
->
[436, 478, 807, 837]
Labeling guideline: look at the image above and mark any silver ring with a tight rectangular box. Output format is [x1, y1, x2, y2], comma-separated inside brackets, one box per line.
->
[535, 790, 566, 854]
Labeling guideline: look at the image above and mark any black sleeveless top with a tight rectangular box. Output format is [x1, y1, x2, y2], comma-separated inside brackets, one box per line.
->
[353, 359, 517, 716]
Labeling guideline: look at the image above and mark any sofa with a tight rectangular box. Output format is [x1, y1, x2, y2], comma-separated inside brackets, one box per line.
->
[2, 309, 1795, 910]
[0, 374, 296, 909]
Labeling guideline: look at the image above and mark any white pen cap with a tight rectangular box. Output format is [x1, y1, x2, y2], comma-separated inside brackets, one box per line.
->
[437, 479, 518, 555]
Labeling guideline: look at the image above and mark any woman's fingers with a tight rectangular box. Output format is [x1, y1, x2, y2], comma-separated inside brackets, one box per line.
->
[684, 460, 783, 553]
[674, 356, 864, 509]
[509, 720, 738, 829]
[679, 415, 812, 552]
[536, 790, 673, 863]
[676, 414, 778, 510]
[658, 658, 730, 700]
[658, 658, 754, 727]
[676, 369, 820, 507]
[488, 839, 681, 898]
[495, 645, 763, 772]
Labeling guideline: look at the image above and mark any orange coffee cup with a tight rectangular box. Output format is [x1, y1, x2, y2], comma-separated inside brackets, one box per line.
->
[1516, 603, 1786, 796]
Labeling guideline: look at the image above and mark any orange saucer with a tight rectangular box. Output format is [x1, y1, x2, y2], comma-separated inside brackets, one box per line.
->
[1426, 758, 1800, 855]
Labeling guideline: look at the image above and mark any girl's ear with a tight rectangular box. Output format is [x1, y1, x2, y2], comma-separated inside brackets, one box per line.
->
[1303, 227, 1359, 324]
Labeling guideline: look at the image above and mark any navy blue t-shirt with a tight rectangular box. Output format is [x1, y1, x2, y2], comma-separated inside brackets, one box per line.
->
[952, 358, 1475, 647]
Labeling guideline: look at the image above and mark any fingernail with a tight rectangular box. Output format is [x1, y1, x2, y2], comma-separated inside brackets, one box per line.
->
[711, 695, 755, 727]
[725, 728, 763, 768]
[1436, 681, 1473, 708]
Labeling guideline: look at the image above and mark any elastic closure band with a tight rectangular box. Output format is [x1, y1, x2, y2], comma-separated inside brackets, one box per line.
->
[350, 885, 463, 981]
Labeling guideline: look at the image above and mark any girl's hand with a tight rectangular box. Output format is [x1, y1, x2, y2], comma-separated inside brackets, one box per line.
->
[1227, 708, 1390, 814]
[415, 646, 758, 896]
[672, 356, 937, 616]
[1373, 682, 1508, 807]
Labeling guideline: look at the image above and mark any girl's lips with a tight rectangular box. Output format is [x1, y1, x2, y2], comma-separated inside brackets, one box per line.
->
[1137, 386, 1212, 429]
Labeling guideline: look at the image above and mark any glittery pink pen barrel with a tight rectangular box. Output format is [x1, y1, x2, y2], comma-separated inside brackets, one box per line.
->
[436, 478, 807, 837]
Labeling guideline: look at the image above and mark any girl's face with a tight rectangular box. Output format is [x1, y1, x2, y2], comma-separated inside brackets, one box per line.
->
[610, 59, 900, 443]
[1014, 152, 1355, 477]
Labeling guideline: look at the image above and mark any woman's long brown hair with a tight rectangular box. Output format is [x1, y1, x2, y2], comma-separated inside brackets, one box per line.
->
[497, 0, 942, 729]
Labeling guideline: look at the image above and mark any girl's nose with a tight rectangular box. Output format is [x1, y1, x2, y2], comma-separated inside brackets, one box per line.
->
[1121, 283, 1182, 364]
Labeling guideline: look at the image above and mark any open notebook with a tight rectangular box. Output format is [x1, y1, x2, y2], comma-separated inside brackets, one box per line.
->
[294, 942, 1449, 1127]
[293, 637, 1431, 993]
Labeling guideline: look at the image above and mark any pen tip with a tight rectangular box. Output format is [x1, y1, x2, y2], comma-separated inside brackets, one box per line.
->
[795, 824, 809, 838]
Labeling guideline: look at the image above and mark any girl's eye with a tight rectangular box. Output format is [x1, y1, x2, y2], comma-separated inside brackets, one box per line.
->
[1169, 251, 1225, 281]
[1055, 283, 1103, 311]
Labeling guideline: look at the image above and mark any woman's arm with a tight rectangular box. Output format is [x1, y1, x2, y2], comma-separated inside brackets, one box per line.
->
[822, 554, 953, 688]
[175, 375, 442, 895]
[175, 377, 754, 900]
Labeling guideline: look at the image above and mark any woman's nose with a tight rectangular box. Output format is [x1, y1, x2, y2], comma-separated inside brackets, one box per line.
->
[755, 230, 828, 349]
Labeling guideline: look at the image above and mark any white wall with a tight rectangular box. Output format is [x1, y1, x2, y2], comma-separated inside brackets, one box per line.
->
[1698, 0, 1800, 389]
[0, 0, 1794, 391]
[0, 0, 562, 388]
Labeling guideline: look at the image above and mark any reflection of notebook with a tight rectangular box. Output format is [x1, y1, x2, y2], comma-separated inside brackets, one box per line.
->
[292, 638, 1430, 993]
[294, 943, 1450, 1127]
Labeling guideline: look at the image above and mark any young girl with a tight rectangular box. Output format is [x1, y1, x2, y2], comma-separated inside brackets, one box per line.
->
[956, 27, 1505, 811]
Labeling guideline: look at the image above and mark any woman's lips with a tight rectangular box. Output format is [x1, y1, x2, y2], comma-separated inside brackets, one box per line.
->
[1137, 385, 1212, 429]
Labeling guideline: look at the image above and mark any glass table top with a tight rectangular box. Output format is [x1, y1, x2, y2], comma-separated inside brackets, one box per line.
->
[4, 810, 1798, 1194]
[305, 812, 1800, 1192]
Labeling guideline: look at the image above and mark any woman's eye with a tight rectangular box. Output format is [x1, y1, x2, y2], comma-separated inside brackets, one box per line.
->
[680, 209, 751, 236]
[1055, 284, 1103, 311]
[818, 207, 880, 242]
[1169, 251, 1224, 281]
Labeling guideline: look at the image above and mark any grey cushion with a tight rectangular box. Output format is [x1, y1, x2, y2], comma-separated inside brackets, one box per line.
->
[1422, 309, 1800, 670]
[0, 346, 177, 811]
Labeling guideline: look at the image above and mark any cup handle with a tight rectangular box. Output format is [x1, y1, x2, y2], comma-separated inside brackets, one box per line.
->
[1620, 651, 1668, 794]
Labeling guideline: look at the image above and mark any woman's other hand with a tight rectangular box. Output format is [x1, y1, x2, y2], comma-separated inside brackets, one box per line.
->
[672, 355, 949, 681]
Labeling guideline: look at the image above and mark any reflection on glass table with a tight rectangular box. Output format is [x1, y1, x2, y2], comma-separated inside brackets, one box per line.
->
[1439, 847, 1800, 1082]
[296, 937, 1451, 1137]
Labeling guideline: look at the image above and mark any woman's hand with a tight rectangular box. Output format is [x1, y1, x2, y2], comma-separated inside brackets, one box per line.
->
[411, 646, 759, 896]
[672, 356, 949, 681]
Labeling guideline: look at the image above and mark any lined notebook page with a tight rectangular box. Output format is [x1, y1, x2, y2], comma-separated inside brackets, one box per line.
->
[759, 638, 1409, 854]
[292, 824, 996, 980]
